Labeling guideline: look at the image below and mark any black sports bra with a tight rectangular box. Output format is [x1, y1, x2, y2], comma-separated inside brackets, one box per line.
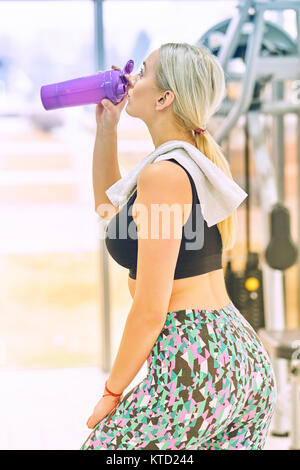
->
[105, 158, 223, 279]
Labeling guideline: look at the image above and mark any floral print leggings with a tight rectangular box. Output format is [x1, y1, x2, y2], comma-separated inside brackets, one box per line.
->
[81, 300, 277, 450]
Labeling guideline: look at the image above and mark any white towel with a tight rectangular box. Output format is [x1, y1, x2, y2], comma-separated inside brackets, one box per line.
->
[100, 140, 248, 227]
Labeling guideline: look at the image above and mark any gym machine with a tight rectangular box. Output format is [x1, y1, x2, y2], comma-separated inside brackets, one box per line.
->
[198, 0, 300, 448]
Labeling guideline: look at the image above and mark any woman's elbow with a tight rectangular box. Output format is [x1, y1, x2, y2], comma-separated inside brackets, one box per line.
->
[130, 296, 170, 325]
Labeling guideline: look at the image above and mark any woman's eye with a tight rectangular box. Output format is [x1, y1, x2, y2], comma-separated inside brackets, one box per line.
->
[138, 67, 144, 78]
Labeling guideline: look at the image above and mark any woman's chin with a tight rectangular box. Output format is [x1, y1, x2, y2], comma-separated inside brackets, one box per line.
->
[125, 102, 133, 115]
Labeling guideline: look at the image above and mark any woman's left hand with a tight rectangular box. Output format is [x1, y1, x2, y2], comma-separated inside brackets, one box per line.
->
[86, 394, 123, 429]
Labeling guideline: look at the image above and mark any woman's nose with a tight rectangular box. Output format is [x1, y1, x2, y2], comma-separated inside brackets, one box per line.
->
[125, 73, 138, 88]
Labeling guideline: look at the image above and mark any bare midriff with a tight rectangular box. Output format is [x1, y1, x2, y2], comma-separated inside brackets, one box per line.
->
[128, 267, 232, 313]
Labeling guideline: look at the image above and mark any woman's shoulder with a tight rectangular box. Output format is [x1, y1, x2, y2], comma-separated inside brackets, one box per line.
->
[137, 159, 193, 203]
[133, 160, 193, 229]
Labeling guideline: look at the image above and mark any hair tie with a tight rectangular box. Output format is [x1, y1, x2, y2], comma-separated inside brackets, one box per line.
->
[194, 127, 207, 134]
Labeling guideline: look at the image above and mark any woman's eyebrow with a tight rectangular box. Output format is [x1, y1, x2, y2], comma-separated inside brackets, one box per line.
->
[143, 61, 147, 71]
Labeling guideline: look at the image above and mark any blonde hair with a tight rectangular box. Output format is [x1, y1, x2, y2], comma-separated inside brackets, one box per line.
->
[155, 42, 238, 251]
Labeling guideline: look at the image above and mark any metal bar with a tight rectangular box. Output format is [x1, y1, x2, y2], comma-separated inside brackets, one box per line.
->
[296, 4, 300, 54]
[217, 0, 252, 71]
[94, 0, 111, 373]
[272, 81, 285, 204]
[254, 57, 300, 81]
[255, 0, 300, 10]
[215, 8, 266, 143]
[298, 110, 300, 327]
[1, 0, 245, 2]
[214, 99, 300, 116]
[94, 0, 106, 71]
[247, 110, 290, 435]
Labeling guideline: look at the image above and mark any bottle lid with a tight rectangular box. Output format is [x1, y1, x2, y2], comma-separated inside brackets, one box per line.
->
[107, 59, 135, 103]
[124, 60, 134, 74]
[119, 60, 134, 85]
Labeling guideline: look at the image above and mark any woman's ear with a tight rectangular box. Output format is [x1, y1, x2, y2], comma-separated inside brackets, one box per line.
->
[158, 91, 174, 106]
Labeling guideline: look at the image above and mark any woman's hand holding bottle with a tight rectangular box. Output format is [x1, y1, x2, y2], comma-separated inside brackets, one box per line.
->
[95, 65, 132, 133]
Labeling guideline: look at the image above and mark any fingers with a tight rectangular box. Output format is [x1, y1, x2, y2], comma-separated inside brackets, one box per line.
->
[101, 98, 112, 109]
[97, 66, 133, 88]
[86, 416, 92, 428]
[124, 73, 135, 88]
[87, 410, 103, 429]
[97, 64, 131, 108]
[102, 93, 128, 109]
[86, 414, 97, 429]
[97, 65, 121, 74]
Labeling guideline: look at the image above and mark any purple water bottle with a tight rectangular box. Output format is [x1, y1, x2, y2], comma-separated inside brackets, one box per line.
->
[40, 59, 134, 110]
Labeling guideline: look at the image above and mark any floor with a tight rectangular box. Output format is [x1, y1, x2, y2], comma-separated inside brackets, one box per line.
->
[0, 366, 291, 450]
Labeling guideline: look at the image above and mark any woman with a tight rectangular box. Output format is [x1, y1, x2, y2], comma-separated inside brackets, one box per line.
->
[81, 43, 277, 450]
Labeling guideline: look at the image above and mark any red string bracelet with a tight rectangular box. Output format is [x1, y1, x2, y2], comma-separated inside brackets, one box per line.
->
[102, 380, 123, 425]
